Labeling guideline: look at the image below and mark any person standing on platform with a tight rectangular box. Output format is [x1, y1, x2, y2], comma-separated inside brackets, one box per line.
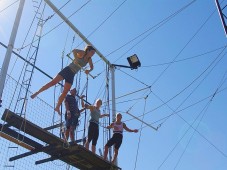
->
[103, 113, 138, 164]
[81, 97, 109, 153]
[64, 88, 85, 143]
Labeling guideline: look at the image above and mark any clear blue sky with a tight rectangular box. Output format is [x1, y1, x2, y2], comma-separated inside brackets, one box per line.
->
[0, 0, 227, 170]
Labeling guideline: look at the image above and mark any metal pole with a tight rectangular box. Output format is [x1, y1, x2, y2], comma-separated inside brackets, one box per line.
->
[0, 0, 25, 105]
[215, 0, 227, 37]
[125, 111, 158, 131]
[43, 0, 111, 66]
[110, 65, 116, 122]
[110, 65, 116, 164]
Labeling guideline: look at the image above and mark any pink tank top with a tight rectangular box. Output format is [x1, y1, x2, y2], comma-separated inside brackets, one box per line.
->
[113, 122, 123, 134]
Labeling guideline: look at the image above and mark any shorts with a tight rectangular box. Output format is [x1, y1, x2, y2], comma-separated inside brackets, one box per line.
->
[65, 113, 79, 129]
[106, 133, 123, 150]
[58, 66, 75, 84]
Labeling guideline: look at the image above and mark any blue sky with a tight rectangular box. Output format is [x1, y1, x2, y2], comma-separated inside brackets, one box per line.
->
[0, 0, 227, 170]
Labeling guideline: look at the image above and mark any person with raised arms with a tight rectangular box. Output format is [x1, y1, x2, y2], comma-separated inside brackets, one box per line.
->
[103, 113, 138, 164]
[31, 45, 96, 114]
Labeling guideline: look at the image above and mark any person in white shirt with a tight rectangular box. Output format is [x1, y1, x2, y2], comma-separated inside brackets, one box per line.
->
[103, 113, 138, 164]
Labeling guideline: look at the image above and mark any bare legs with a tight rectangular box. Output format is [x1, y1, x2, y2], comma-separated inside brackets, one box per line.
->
[92, 145, 96, 153]
[85, 140, 96, 153]
[54, 82, 71, 114]
[64, 129, 69, 142]
[112, 148, 118, 164]
[85, 139, 89, 150]
[31, 74, 72, 114]
[104, 146, 118, 164]
[64, 126, 75, 143]
[31, 74, 63, 99]
[69, 126, 75, 142]
[104, 145, 108, 160]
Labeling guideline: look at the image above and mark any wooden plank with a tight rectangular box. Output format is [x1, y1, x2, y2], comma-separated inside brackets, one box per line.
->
[0, 124, 42, 149]
[9, 144, 57, 161]
[1, 109, 121, 170]
[35, 150, 81, 165]
[2, 109, 64, 145]
[56, 144, 121, 170]
[0, 132, 34, 150]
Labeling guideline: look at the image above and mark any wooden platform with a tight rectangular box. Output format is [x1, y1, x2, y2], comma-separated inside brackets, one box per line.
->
[1, 109, 121, 170]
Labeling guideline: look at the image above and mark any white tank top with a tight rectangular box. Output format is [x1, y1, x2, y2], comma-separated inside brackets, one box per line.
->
[113, 122, 123, 134]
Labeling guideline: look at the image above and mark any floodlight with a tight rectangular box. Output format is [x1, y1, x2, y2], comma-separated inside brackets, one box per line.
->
[127, 54, 141, 69]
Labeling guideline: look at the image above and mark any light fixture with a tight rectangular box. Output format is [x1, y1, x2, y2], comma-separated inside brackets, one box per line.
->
[127, 54, 141, 69]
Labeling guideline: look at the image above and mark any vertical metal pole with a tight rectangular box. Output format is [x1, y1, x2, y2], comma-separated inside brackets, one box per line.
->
[0, 0, 25, 105]
[111, 65, 116, 123]
[110, 65, 117, 164]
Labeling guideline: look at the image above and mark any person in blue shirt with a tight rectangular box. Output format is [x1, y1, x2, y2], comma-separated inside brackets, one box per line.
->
[31, 45, 96, 114]
[81, 97, 109, 153]
[64, 88, 85, 143]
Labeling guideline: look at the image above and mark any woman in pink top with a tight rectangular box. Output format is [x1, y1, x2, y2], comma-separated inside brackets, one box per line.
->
[104, 113, 138, 164]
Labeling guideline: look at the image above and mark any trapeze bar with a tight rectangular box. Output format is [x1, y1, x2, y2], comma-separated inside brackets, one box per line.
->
[126, 111, 158, 131]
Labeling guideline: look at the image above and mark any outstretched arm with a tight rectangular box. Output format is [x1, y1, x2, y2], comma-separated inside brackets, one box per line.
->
[80, 95, 93, 111]
[106, 123, 114, 129]
[100, 113, 109, 118]
[123, 123, 138, 133]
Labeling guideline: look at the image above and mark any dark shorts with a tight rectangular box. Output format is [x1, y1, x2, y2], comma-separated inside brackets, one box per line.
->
[87, 122, 99, 146]
[65, 113, 79, 129]
[106, 133, 123, 150]
[58, 66, 75, 84]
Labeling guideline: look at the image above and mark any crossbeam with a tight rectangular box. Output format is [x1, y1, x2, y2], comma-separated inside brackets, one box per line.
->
[35, 150, 80, 165]
[44, 0, 111, 66]
[9, 144, 55, 161]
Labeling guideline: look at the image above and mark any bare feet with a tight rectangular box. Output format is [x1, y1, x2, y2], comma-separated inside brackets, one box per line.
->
[31, 92, 38, 99]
